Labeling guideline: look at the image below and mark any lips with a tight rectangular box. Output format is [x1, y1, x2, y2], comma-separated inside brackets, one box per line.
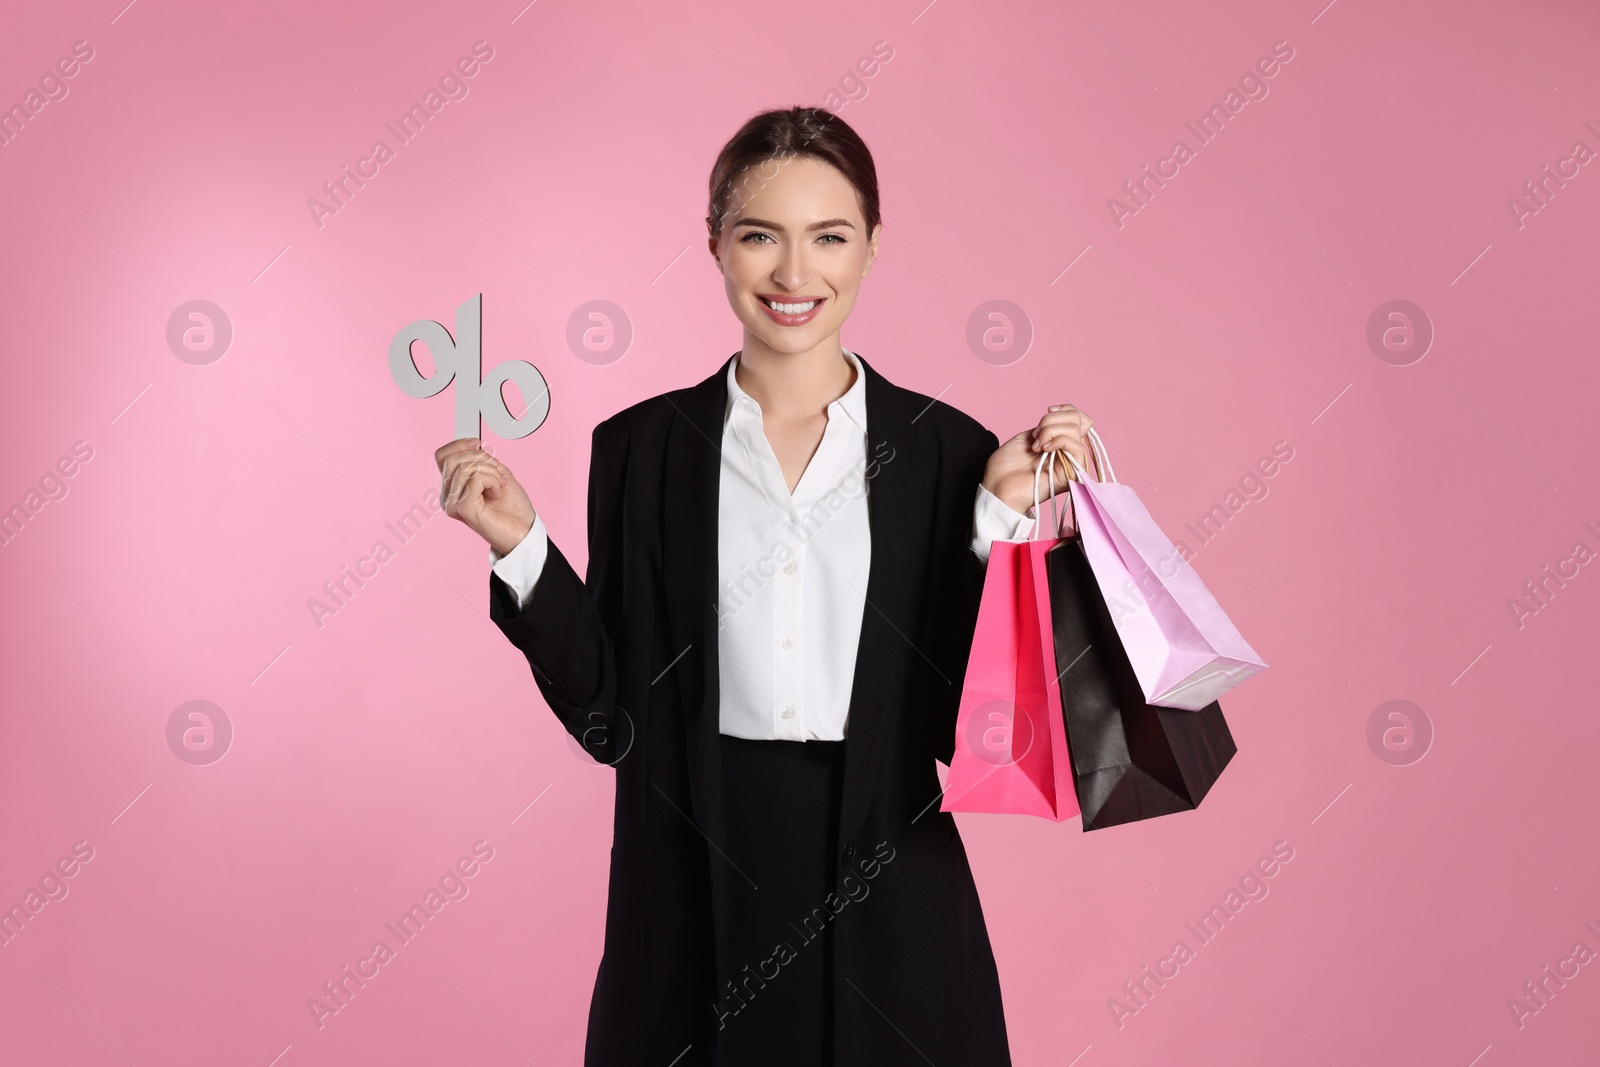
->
[757, 294, 826, 327]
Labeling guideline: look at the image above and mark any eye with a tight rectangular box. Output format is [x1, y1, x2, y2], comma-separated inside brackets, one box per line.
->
[818, 234, 846, 245]
[739, 231, 773, 245]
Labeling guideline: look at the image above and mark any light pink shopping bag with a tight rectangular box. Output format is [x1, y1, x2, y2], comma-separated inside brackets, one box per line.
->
[942, 459, 1080, 821]
[1063, 429, 1268, 710]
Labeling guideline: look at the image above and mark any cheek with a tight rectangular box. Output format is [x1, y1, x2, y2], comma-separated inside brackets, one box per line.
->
[824, 283, 863, 320]
[716, 251, 747, 290]
[723, 247, 765, 285]
[829, 256, 871, 295]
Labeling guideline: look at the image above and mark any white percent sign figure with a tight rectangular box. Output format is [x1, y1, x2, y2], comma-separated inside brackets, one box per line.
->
[388, 293, 550, 439]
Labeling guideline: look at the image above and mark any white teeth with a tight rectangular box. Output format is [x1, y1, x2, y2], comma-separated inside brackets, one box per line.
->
[763, 298, 818, 314]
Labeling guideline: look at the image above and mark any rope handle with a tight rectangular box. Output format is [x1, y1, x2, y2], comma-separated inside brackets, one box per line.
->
[1056, 426, 1117, 484]
[1028, 426, 1116, 540]
[1029, 449, 1072, 540]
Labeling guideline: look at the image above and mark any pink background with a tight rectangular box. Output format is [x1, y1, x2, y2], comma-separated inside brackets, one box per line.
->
[3, 0, 1599, 1063]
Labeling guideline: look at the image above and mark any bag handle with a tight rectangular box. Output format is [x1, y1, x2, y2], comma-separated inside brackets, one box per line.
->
[1030, 449, 1073, 540]
[1057, 426, 1117, 484]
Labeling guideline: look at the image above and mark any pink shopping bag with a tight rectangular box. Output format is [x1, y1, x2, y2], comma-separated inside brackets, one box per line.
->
[1063, 428, 1267, 710]
[943, 457, 1080, 821]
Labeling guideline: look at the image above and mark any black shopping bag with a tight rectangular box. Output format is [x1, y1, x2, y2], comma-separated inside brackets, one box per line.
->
[1044, 533, 1237, 830]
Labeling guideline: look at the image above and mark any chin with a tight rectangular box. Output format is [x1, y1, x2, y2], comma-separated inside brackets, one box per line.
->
[753, 325, 833, 354]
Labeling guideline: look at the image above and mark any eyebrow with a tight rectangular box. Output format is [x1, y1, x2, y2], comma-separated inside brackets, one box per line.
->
[732, 217, 856, 232]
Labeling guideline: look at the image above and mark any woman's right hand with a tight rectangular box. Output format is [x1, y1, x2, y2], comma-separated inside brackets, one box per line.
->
[434, 437, 536, 556]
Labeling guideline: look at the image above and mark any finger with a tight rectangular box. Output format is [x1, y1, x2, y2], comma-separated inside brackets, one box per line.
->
[440, 460, 469, 514]
[441, 453, 498, 512]
[1062, 443, 1092, 476]
[1033, 428, 1084, 455]
[455, 469, 498, 516]
[1049, 438, 1088, 467]
[1034, 433, 1090, 469]
[1038, 413, 1096, 450]
[1050, 404, 1091, 428]
[1036, 425, 1088, 447]
[434, 437, 483, 472]
[1034, 409, 1091, 436]
[1030, 412, 1087, 448]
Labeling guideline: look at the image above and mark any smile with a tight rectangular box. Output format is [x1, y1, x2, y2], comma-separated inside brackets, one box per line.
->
[758, 295, 826, 326]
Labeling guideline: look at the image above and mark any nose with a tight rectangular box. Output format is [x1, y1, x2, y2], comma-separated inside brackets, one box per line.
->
[773, 240, 811, 292]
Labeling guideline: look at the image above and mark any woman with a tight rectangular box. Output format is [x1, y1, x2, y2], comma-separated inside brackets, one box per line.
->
[435, 107, 1098, 1066]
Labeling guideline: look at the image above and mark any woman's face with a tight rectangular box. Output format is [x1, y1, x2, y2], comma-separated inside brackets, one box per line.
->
[709, 155, 881, 359]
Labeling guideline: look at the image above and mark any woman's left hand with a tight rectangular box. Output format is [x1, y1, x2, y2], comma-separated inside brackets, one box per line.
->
[982, 404, 1098, 516]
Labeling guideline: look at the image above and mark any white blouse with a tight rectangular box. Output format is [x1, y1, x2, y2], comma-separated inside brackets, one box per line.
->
[489, 349, 1036, 741]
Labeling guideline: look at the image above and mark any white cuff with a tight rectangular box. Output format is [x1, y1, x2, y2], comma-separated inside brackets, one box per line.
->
[970, 483, 1037, 563]
[489, 512, 549, 609]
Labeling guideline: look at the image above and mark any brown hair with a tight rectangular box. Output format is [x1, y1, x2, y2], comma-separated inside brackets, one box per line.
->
[705, 106, 882, 242]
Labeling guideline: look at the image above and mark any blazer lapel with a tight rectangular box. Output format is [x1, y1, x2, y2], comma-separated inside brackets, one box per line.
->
[837, 354, 921, 847]
[660, 355, 733, 847]
[660, 354, 737, 985]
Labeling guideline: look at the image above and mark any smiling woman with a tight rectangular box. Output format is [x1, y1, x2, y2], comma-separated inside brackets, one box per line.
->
[434, 105, 1098, 1066]
[705, 112, 883, 365]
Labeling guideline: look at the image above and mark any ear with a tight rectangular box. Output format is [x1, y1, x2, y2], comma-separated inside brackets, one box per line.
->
[861, 221, 882, 278]
[706, 217, 723, 270]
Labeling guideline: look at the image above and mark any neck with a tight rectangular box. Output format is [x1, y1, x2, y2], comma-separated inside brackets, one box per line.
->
[734, 335, 856, 420]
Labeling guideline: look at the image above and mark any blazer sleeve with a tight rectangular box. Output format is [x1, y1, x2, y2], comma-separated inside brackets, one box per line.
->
[926, 425, 999, 767]
[489, 420, 628, 765]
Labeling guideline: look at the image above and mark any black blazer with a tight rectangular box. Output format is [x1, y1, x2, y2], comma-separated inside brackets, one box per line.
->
[490, 352, 1013, 1065]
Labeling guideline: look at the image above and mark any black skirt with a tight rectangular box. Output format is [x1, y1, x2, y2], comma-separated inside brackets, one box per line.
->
[714, 733, 848, 1066]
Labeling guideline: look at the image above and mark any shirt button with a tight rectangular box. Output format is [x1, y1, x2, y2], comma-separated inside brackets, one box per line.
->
[780, 707, 795, 720]
[780, 637, 794, 651]
[783, 560, 797, 575]
[840, 844, 856, 865]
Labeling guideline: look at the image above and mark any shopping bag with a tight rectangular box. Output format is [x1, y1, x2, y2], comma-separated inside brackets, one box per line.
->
[1062, 428, 1267, 710]
[1044, 522, 1238, 830]
[942, 456, 1079, 821]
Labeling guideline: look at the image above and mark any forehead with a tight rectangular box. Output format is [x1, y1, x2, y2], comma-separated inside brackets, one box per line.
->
[727, 155, 862, 224]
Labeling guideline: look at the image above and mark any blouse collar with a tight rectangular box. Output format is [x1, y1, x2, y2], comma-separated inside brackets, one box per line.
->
[725, 348, 869, 433]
